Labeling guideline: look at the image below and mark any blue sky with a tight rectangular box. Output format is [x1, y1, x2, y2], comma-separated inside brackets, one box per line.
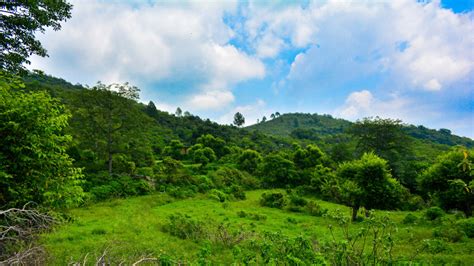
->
[30, 0, 473, 138]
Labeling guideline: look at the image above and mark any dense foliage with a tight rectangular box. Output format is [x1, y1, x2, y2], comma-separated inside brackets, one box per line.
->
[0, 73, 83, 208]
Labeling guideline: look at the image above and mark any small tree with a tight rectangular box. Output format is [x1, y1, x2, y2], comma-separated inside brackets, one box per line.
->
[175, 107, 183, 117]
[270, 113, 275, 119]
[419, 148, 473, 216]
[238, 149, 262, 174]
[262, 116, 267, 123]
[337, 153, 404, 221]
[162, 139, 185, 160]
[233, 112, 245, 127]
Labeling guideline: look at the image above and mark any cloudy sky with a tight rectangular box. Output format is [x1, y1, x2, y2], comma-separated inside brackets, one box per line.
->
[30, 0, 473, 138]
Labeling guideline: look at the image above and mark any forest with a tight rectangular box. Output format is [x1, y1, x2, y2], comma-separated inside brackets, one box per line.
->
[1, 1, 473, 265]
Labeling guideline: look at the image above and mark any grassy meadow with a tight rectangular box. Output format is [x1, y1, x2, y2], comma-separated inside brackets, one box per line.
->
[41, 190, 474, 265]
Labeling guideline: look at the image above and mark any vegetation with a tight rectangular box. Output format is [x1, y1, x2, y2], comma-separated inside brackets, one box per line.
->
[1, 1, 473, 262]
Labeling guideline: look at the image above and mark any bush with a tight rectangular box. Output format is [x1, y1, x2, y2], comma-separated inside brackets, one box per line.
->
[422, 239, 450, 254]
[425, 207, 445, 221]
[456, 218, 474, 238]
[167, 187, 197, 199]
[433, 224, 466, 242]
[226, 185, 246, 200]
[209, 189, 228, 202]
[402, 213, 418, 224]
[162, 213, 206, 241]
[260, 192, 286, 209]
[306, 200, 328, 217]
[211, 167, 259, 190]
[236, 211, 267, 221]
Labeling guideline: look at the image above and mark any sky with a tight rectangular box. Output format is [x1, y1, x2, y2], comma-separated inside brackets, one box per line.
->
[29, 0, 474, 138]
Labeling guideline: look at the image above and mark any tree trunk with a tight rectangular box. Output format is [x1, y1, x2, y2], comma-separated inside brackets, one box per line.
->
[108, 152, 113, 175]
[352, 206, 359, 221]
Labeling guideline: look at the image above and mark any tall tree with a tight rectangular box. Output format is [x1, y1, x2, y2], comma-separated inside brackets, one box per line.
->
[233, 112, 245, 127]
[70, 82, 150, 174]
[348, 117, 413, 182]
[0, 72, 84, 207]
[0, 1, 72, 74]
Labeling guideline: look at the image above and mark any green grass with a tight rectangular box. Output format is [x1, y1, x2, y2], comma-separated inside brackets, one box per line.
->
[41, 190, 474, 264]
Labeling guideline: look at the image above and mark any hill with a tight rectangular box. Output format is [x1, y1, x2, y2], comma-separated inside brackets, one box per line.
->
[247, 113, 474, 148]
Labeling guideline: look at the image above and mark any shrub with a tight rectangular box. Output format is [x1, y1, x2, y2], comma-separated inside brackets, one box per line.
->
[209, 189, 228, 202]
[433, 225, 465, 242]
[260, 192, 286, 209]
[226, 185, 246, 200]
[402, 213, 418, 224]
[422, 239, 450, 254]
[236, 211, 266, 221]
[456, 218, 474, 238]
[162, 213, 206, 241]
[425, 207, 445, 221]
[306, 200, 328, 217]
[211, 167, 259, 189]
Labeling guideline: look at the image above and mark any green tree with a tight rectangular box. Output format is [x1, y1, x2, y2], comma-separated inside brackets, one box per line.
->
[196, 134, 229, 158]
[189, 144, 216, 166]
[261, 154, 298, 187]
[293, 144, 325, 169]
[0, 1, 72, 74]
[0, 73, 84, 207]
[175, 107, 182, 117]
[419, 148, 473, 216]
[348, 117, 413, 183]
[163, 139, 185, 160]
[337, 153, 404, 221]
[233, 112, 245, 127]
[70, 82, 151, 174]
[238, 149, 262, 174]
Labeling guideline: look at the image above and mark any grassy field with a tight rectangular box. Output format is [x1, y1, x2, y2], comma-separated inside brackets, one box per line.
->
[41, 190, 474, 264]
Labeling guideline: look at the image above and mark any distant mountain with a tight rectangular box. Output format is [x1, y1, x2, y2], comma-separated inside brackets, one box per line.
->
[247, 113, 473, 148]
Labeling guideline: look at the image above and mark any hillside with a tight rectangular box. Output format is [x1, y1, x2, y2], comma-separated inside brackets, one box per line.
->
[248, 113, 474, 148]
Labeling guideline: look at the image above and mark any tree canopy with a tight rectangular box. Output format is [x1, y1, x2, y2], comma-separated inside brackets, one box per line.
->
[0, 0, 72, 74]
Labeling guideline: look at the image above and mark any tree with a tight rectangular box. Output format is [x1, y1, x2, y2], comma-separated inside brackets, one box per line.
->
[0, 1, 72, 74]
[162, 139, 185, 160]
[419, 148, 473, 216]
[293, 144, 325, 169]
[337, 153, 404, 221]
[175, 107, 182, 117]
[275, 112, 281, 117]
[261, 154, 298, 187]
[189, 144, 216, 166]
[196, 134, 229, 158]
[233, 112, 245, 127]
[145, 101, 158, 117]
[70, 82, 150, 174]
[238, 149, 262, 174]
[270, 113, 275, 119]
[262, 116, 267, 123]
[0, 73, 84, 208]
[348, 117, 413, 182]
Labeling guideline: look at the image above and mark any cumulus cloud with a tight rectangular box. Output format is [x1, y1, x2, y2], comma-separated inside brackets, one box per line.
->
[335, 89, 424, 125]
[30, 0, 264, 110]
[244, 0, 473, 92]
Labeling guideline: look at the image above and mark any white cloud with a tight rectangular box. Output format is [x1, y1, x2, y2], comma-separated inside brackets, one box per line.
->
[335, 89, 427, 126]
[245, 0, 473, 91]
[187, 90, 235, 110]
[30, 0, 264, 110]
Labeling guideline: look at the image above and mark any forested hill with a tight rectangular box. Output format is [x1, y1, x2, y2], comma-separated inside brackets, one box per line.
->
[23, 72, 472, 151]
[248, 113, 474, 148]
